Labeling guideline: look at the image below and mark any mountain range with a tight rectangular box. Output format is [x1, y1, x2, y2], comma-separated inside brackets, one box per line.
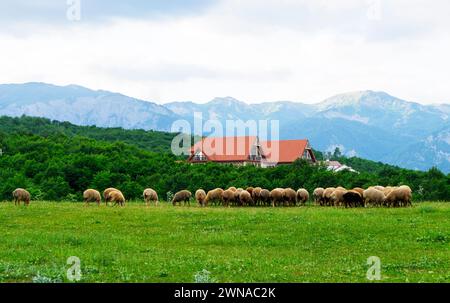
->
[0, 82, 449, 173]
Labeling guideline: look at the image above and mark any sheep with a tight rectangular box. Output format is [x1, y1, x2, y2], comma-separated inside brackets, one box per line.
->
[103, 188, 119, 204]
[313, 187, 325, 205]
[352, 187, 365, 197]
[296, 189, 309, 206]
[363, 188, 385, 207]
[222, 189, 236, 207]
[195, 189, 207, 207]
[109, 190, 126, 207]
[343, 190, 364, 208]
[246, 187, 254, 197]
[172, 190, 192, 206]
[83, 189, 101, 206]
[12, 188, 30, 206]
[383, 186, 396, 198]
[270, 188, 284, 207]
[323, 187, 336, 206]
[283, 188, 297, 206]
[234, 188, 244, 206]
[205, 188, 224, 206]
[330, 189, 346, 207]
[373, 185, 385, 192]
[260, 189, 271, 206]
[239, 190, 253, 206]
[385, 186, 412, 207]
[227, 186, 237, 192]
[143, 188, 158, 206]
[252, 187, 262, 205]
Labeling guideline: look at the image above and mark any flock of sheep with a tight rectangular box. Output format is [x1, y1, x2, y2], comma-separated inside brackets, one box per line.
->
[10, 185, 412, 208]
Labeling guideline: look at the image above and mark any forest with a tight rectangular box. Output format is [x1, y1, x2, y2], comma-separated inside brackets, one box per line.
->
[0, 116, 448, 202]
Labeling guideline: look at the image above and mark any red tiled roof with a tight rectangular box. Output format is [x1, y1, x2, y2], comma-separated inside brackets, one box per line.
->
[189, 136, 258, 162]
[260, 139, 313, 163]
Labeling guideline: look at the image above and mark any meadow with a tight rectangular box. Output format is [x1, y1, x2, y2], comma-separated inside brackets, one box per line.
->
[0, 201, 449, 283]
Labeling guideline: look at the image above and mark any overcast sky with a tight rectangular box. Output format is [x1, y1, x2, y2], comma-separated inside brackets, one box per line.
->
[0, 0, 449, 104]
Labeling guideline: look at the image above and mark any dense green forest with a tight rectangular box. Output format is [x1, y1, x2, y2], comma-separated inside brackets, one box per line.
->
[0, 116, 448, 202]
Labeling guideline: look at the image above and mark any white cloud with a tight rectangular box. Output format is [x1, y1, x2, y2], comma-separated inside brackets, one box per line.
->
[0, 0, 450, 104]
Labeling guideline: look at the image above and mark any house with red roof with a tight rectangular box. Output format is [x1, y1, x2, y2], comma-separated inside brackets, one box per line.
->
[188, 136, 316, 167]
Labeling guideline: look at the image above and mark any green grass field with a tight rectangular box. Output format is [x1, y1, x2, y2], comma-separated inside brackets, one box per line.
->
[0, 202, 449, 283]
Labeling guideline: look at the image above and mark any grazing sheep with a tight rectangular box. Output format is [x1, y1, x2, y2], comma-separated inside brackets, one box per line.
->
[385, 186, 412, 207]
[83, 189, 101, 206]
[330, 189, 346, 207]
[283, 188, 297, 206]
[343, 190, 364, 208]
[260, 189, 271, 206]
[143, 188, 158, 206]
[12, 188, 30, 206]
[205, 188, 224, 206]
[195, 189, 207, 207]
[336, 186, 346, 191]
[252, 187, 262, 205]
[323, 187, 336, 206]
[270, 188, 284, 207]
[383, 186, 396, 197]
[296, 189, 309, 206]
[234, 188, 244, 206]
[352, 187, 365, 197]
[109, 190, 126, 207]
[246, 187, 254, 197]
[222, 189, 236, 207]
[227, 186, 237, 192]
[363, 188, 385, 207]
[103, 188, 119, 204]
[373, 185, 385, 192]
[239, 190, 253, 206]
[313, 188, 325, 205]
[172, 190, 192, 206]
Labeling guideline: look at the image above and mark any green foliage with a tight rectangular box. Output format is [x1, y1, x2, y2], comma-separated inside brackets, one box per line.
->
[0, 116, 448, 202]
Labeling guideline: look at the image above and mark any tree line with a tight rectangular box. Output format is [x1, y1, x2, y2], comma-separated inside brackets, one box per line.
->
[0, 116, 448, 202]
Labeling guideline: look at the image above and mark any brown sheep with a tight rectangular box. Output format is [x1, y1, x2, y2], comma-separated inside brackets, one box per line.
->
[252, 187, 262, 205]
[143, 188, 158, 206]
[83, 189, 101, 206]
[222, 189, 236, 207]
[234, 188, 244, 205]
[385, 186, 412, 207]
[103, 188, 119, 204]
[227, 186, 237, 192]
[343, 190, 364, 208]
[13, 188, 31, 206]
[205, 188, 224, 206]
[352, 187, 365, 197]
[246, 187, 254, 197]
[323, 187, 336, 206]
[363, 188, 385, 207]
[239, 190, 253, 206]
[270, 188, 284, 207]
[172, 190, 192, 206]
[296, 189, 309, 206]
[283, 188, 297, 206]
[260, 189, 270, 206]
[109, 190, 126, 207]
[195, 189, 207, 207]
[313, 187, 324, 205]
[330, 189, 346, 207]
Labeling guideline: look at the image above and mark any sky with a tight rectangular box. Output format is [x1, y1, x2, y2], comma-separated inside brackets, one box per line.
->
[0, 0, 449, 105]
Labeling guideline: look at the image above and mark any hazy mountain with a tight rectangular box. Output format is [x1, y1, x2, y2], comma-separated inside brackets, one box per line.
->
[0, 82, 179, 131]
[0, 83, 448, 172]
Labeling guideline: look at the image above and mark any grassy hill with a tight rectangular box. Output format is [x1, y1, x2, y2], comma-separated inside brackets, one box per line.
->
[0, 202, 449, 282]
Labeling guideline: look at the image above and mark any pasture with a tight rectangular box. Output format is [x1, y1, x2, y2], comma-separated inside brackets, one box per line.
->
[0, 202, 449, 283]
